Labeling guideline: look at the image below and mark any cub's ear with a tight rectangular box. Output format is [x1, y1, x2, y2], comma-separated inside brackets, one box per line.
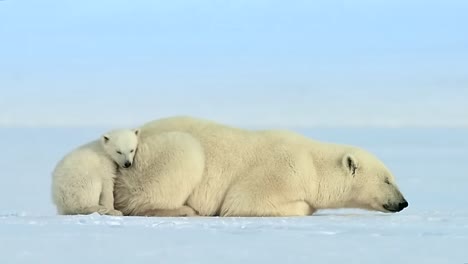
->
[342, 154, 359, 176]
[134, 129, 140, 136]
[102, 135, 110, 144]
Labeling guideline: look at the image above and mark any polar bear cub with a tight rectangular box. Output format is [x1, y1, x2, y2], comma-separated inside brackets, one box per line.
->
[52, 129, 139, 216]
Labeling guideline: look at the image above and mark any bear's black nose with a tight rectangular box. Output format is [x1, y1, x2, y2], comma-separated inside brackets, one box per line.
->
[123, 161, 131, 168]
[398, 200, 409, 210]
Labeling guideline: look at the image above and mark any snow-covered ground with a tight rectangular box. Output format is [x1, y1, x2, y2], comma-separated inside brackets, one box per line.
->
[1, 127, 467, 263]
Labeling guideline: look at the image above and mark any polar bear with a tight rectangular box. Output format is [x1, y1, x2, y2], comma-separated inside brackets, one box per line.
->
[52, 129, 139, 216]
[114, 131, 205, 217]
[114, 116, 408, 217]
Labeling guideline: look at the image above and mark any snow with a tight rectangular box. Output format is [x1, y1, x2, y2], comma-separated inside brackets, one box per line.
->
[0, 127, 467, 264]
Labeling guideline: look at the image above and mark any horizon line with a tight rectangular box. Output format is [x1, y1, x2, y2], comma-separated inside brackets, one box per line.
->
[0, 122, 466, 130]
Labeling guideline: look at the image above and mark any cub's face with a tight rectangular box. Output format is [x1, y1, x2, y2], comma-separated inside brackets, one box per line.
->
[101, 129, 140, 169]
[343, 150, 408, 213]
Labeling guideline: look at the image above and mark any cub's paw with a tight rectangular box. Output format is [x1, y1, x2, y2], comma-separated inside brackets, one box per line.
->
[107, 209, 124, 216]
[96, 207, 111, 215]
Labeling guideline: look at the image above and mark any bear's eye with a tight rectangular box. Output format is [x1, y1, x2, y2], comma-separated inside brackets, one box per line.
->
[130, 149, 134, 153]
[384, 178, 390, 185]
[116, 151, 122, 155]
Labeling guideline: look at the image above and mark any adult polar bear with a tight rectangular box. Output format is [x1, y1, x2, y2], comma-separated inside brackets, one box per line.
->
[114, 116, 408, 217]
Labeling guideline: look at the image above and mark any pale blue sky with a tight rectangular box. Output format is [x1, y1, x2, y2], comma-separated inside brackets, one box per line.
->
[0, 0, 467, 127]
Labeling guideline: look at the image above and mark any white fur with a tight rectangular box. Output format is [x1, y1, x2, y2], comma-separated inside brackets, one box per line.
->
[114, 116, 407, 217]
[115, 132, 205, 216]
[52, 129, 139, 215]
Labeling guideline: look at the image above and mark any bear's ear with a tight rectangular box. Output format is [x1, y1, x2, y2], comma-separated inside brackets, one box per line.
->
[342, 154, 359, 176]
[134, 129, 140, 136]
[102, 135, 110, 144]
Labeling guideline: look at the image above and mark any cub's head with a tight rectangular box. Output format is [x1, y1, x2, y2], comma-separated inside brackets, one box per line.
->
[101, 129, 140, 169]
[342, 149, 408, 213]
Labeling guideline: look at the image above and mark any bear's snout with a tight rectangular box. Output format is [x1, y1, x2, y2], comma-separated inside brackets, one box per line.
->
[123, 161, 132, 168]
[399, 200, 409, 210]
[383, 199, 408, 213]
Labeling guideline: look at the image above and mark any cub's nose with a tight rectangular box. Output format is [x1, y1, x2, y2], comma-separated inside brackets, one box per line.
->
[398, 200, 409, 210]
[123, 161, 132, 168]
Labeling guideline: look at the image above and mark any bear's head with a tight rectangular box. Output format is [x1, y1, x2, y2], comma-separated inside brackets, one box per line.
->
[342, 149, 408, 213]
[101, 129, 140, 169]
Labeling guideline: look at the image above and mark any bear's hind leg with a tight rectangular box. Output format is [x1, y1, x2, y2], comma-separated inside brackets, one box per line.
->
[140, 205, 198, 217]
[68, 205, 123, 216]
